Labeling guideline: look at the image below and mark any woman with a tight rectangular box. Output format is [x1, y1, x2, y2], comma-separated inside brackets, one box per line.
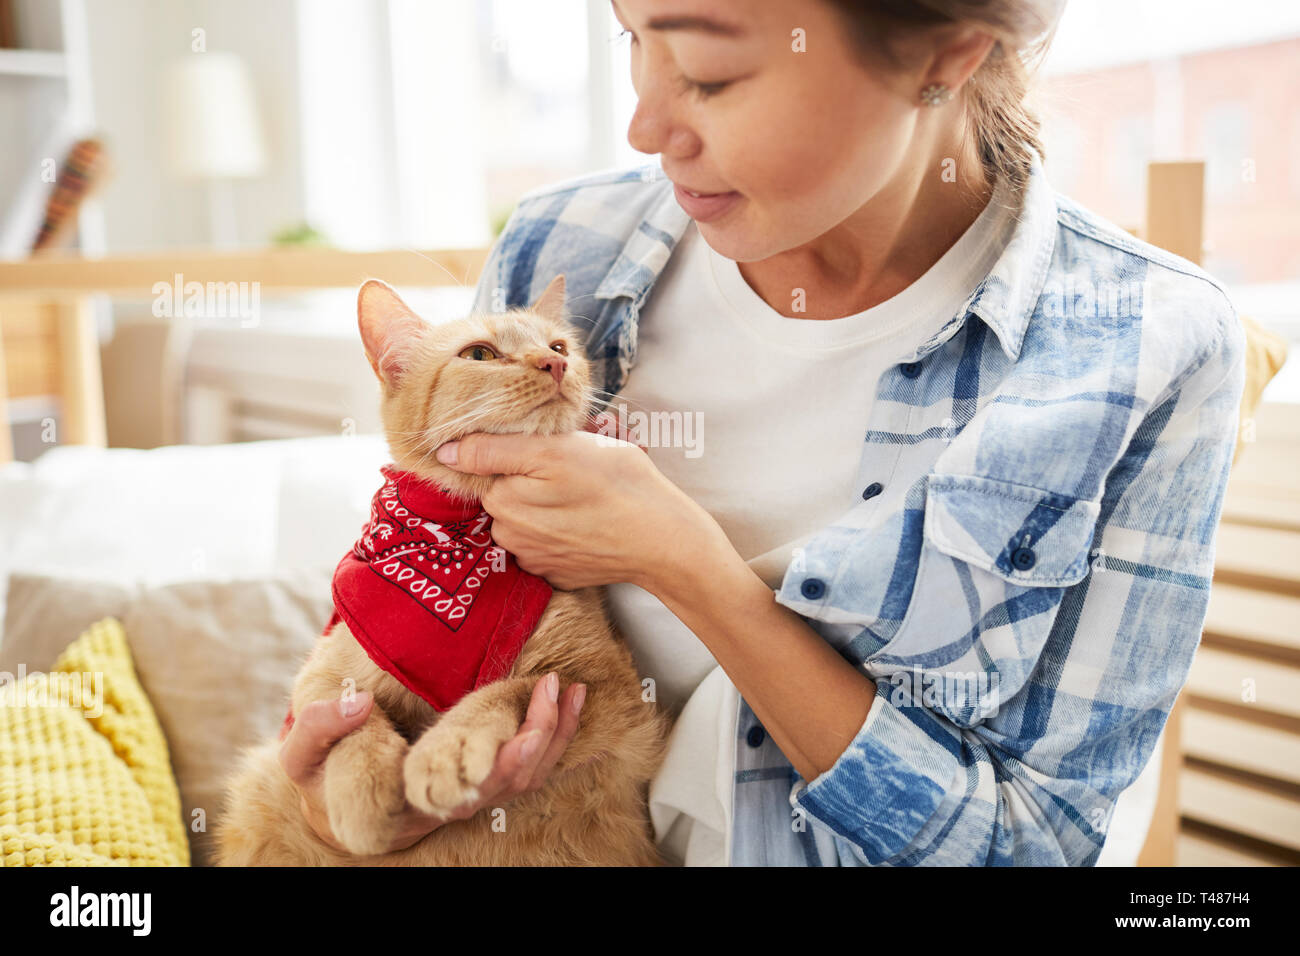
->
[279, 0, 1246, 865]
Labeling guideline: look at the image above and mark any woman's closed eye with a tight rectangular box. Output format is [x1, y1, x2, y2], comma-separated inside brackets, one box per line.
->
[679, 76, 730, 100]
[614, 26, 732, 101]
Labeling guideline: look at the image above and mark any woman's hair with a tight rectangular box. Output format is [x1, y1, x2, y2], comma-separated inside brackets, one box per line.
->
[823, 0, 1060, 202]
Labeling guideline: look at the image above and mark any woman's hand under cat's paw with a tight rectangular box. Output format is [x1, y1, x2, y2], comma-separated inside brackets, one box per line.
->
[404, 672, 586, 821]
[278, 674, 585, 855]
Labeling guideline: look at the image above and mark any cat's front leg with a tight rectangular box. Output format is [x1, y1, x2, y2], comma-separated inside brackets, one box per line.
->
[403, 677, 536, 819]
[321, 703, 411, 856]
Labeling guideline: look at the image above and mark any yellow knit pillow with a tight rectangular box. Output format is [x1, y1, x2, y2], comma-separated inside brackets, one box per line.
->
[0, 617, 189, 866]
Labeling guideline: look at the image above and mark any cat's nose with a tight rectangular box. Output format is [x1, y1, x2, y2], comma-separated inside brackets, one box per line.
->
[534, 354, 566, 386]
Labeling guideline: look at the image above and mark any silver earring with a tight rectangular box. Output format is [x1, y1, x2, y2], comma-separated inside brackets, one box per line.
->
[919, 83, 952, 107]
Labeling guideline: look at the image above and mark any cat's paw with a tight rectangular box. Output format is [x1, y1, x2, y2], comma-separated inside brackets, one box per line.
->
[323, 751, 406, 857]
[404, 713, 517, 819]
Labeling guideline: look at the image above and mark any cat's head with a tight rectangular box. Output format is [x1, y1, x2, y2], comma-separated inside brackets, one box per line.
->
[357, 274, 593, 502]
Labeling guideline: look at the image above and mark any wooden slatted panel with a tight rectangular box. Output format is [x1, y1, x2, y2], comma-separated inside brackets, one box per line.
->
[1211, 523, 1300, 593]
[1202, 582, 1300, 655]
[1183, 707, 1300, 785]
[1178, 829, 1287, 867]
[1181, 403, 1300, 863]
[1180, 767, 1300, 853]
[1187, 646, 1300, 718]
[1220, 486, 1300, 534]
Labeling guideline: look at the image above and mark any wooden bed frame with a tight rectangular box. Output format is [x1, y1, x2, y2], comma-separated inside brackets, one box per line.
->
[1, 162, 1293, 865]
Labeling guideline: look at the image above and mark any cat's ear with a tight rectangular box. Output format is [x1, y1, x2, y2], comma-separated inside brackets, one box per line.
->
[357, 279, 426, 387]
[529, 273, 567, 323]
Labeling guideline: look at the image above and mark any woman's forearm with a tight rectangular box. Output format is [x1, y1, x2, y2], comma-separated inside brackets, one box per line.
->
[641, 520, 876, 783]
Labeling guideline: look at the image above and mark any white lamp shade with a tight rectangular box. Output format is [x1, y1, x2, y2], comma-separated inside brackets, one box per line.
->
[167, 53, 268, 179]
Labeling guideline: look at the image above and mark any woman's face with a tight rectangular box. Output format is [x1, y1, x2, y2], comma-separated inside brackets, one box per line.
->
[614, 0, 929, 263]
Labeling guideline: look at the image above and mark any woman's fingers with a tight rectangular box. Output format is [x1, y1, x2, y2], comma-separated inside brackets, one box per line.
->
[278, 693, 373, 851]
[469, 674, 563, 806]
[526, 682, 585, 791]
[583, 411, 620, 436]
[583, 410, 648, 453]
[507, 673, 568, 792]
[278, 693, 373, 784]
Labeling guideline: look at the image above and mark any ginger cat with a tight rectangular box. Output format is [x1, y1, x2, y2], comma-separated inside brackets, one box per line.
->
[214, 275, 668, 866]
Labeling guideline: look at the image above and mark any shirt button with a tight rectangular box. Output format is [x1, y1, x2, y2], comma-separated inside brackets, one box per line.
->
[900, 361, 923, 378]
[862, 482, 883, 500]
[1010, 546, 1037, 571]
[746, 726, 766, 748]
[800, 577, 826, 600]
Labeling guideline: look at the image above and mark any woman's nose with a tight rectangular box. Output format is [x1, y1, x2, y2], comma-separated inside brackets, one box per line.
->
[628, 109, 700, 162]
[626, 69, 699, 158]
[627, 98, 666, 156]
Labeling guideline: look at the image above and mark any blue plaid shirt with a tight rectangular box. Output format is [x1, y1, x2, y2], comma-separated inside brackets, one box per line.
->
[469, 153, 1246, 866]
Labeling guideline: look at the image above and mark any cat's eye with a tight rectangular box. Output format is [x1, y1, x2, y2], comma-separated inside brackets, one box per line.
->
[550, 341, 568, 356]
[458, 343, 498, 361]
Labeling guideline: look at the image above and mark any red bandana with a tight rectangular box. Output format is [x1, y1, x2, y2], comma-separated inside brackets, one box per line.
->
[280, 465, 552, 739]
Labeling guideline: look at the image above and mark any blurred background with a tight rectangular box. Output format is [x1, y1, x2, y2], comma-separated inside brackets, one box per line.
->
[1, 0, 1298, 449]
[0, 0, 1296, 869]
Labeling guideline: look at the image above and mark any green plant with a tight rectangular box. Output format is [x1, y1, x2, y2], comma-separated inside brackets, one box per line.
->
[271, 222, 331, 247]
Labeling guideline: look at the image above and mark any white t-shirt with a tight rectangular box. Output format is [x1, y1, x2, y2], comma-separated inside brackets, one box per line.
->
[605, 177, 1019, 865]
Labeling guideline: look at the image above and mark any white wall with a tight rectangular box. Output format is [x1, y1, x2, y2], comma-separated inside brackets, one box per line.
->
[82, 0, 494, 252]
[84, 0, 304, 250]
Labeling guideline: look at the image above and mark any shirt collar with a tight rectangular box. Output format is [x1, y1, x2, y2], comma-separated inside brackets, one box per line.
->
[593, 153, 1059, 364]
[961, 152, 1059, 362]
[593, 181, 690, 306]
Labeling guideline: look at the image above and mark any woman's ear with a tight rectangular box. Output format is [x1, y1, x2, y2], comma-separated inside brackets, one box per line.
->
[357, 279, 427, 387]
[530, 273, 567, 323]
[923, 23, 997, 97]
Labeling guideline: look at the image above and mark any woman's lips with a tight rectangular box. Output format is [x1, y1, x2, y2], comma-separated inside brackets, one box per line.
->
[672, 183, 741, 222]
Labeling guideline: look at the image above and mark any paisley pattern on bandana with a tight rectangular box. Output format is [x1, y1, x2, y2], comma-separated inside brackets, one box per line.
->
[356, 469, 505, 630]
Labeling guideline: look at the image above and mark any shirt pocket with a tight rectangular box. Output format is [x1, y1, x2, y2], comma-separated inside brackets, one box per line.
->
[864, 472, 1101, 728]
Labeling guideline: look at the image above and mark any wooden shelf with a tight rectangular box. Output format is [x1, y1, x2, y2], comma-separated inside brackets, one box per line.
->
[0, 246, 489, 298]
[0, 49, 66, 78]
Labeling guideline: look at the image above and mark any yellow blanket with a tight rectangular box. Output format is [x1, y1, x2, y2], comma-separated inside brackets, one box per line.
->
[0, 617, 189, 866]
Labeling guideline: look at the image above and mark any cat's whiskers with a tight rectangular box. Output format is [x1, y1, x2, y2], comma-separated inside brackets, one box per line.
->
[401, 248, 470, 289]
[583, 385, 656, 414]
[394, 392, 548, 461]
[386, 390, 534, 437]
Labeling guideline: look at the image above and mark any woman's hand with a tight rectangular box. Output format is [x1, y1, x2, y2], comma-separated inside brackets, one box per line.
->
[432, 412, 726, 593]
[277, 673, 586, 854]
